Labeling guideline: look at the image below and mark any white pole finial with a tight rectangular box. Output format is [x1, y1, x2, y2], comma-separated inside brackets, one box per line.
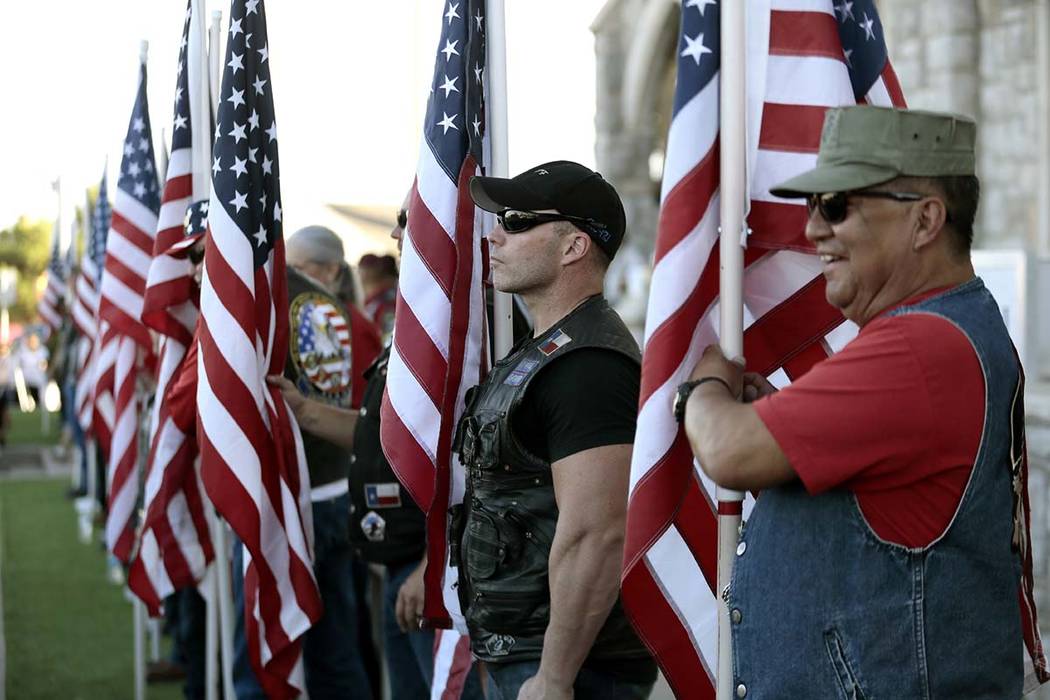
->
[139, 40, 149, 64]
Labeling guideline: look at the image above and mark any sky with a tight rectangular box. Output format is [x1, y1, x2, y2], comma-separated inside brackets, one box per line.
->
[0, 0, 607, 238]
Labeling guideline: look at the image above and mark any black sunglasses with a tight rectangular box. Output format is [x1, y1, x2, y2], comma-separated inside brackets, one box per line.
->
[497, 209, 607, 237]
[396, 208, 408, 230]
[807, 190, 926, 225]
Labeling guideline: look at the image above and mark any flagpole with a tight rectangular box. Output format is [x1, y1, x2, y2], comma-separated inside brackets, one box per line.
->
[485, 0, 513, 360]
[203, 8, 236, 700]
[717, 2, 747, 699]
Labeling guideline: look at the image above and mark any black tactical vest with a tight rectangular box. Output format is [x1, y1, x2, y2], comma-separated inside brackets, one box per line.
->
[452, 295, 649, 663]
[348, 346, 426, 565]
[285, 268, 353, 489]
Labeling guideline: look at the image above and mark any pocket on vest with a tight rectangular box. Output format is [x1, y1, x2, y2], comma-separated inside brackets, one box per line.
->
[824, 628, 869, 700]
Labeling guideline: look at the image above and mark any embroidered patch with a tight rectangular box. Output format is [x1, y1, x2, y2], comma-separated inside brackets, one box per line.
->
[485, 634, 516, 657]
[289, 292, 353, 404]
[504, 358, 540, 386]
[365, 483, 402, 509]
[538, 329, 572, 356]
[360, 511, 386, 542]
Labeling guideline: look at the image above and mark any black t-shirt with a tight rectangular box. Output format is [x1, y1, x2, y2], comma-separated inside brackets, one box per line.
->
[511, 346, 657, 684]
[512, 348, 640, 463]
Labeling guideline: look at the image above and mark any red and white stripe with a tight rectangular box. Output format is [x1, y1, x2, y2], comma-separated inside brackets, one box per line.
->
[99, 151, 160, 563]
[431, 628, 473, 700]
[621, 3, 905, 696]
[92, 323, 118, 457]
[72, 229, 101, 434]
[38, 223, 66, 335]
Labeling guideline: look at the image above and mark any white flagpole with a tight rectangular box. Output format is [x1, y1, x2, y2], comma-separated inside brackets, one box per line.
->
[203, 9, 236, 700]
[485, 0, 513, 361]
[717, 2, 747, 699]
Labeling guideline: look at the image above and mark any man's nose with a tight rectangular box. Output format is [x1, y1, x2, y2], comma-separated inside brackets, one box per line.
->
[486, 225, 506, 245]
[804, 207, 831, 244]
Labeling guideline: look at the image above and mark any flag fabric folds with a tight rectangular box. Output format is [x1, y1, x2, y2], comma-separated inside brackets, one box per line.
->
[621, 1, 905, 696]
[128, 0, 215, 616]
[194, 0, 321, 696]
[38, 222, 67, 337]
[72, 174, 110, 434]
[379, 0, 488, 636]
[99, 58, 161, 564]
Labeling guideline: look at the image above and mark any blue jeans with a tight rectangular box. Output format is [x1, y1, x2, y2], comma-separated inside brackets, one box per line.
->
[486, 659, 654, 700]
[232, 493, 373, 699]
[382, 558, 485, 699]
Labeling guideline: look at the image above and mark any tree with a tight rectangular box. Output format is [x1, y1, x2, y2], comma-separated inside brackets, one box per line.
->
[0, 217, 55, 323]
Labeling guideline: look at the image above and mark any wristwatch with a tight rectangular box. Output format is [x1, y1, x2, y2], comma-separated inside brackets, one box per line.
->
[673, 376, 732, 424]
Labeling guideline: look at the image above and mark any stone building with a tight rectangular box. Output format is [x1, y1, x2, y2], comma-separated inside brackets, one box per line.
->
[592, 0, 1050, 691]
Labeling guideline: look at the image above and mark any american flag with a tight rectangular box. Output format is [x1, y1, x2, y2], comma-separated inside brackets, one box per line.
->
[99, 55, 161, 563]
[380, 0, 488, 631]
[128, 0, 215, 616]
[90, 173, 117, 453]
[621, 2, 905, 696]
[194, 1, 321, 696]
[71, 175, 109, 434]
[37, 221, 67, 336]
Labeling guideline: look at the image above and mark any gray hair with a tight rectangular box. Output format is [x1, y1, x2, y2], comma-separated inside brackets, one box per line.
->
[287, 225, 345, 263]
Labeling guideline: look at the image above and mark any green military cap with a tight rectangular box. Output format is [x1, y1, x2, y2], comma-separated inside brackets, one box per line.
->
[769, 105, 977, 198]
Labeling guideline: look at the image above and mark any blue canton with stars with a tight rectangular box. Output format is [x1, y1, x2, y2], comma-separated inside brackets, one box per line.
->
[117, 63, 161, 215]
[45, 225, 65, 283]
[671, 0, 892, 116]
[423, 0, 486, 181]
[170, 0, 194, 155]
[833, 0, 890, 100]
[92, 171, 112, 283]
[212, 0, 281, 268]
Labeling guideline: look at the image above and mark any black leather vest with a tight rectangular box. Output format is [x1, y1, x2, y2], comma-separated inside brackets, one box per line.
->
[452, 295, 648, 663]
[348, 346, 426, 565]
[285, 268, 353, 489]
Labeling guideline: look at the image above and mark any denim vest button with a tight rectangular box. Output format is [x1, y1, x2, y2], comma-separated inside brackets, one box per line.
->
[350, 454, 357, 464]
[359, 406, 368, 417]
[736, 683, 747, 698]
[736, 541, 747, 556]
[731, 608, 742, 624]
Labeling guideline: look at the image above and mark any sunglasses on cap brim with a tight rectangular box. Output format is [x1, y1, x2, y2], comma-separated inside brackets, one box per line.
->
[496, 209, 608, 238]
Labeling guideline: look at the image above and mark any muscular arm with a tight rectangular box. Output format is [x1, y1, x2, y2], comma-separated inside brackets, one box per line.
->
[268, 375, 359, 449]
[535, 443, 631, 691]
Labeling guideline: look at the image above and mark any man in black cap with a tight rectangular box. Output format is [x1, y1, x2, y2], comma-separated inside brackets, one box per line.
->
[453, 161, 656, 700]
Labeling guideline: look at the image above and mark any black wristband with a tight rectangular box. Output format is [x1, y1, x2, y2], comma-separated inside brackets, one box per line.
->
[673, 376, 733, 424]
[693, 376, 733, 394]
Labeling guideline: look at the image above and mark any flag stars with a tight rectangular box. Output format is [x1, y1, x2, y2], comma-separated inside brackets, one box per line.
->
[128, 162, 141, 177]
[230, 191, 248, 213]
[230, 121, 247, 143]
[274, 201, 282, 221]
[474, 62, 483, 83]
[228, 87, 246, 108]
[472, 114, 481, 136]
[475, 9, 483, 31]
[252, 76, 267, 96]
[860, 12, 876, 40]
[685, 0, 717, 15]
[266, 121, 278, 142]
[441, 39, 459, 62]
[174, 86, 184, 104]
[232, 156, 248, 178]
[174, 113, 188, 130]
[133, 117, 145, 132]
[134, 182, 146, 197]
[124, 141, 135, 157]
[252, 224, 267, 247]
[258, 192, 267, 209]
[843, 48, 853, 67]
[228, 51, 244, 75]
[681, 31, 712, 66]
[834, 1, 855, 23]
[261, 155, 273, 175]
[248, 147, 258, 164]
[230, 17, 243, 37]
[258, 45, 268, 62]
[248, 110, 260, 130]
[438, 111, 458, 134]
[212, 156, 222, 175]
[445, 2, 460, 24]
[439, 74, 459, 97]
[246, 0, 259, 15]
[138, 137, 150, 151]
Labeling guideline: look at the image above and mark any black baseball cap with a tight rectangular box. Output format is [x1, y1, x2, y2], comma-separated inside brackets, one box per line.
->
[469, 160, 627, 259]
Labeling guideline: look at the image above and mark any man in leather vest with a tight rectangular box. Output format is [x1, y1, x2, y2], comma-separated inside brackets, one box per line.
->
[681, 107, 1048, 697]
[453, 161, 656, 700]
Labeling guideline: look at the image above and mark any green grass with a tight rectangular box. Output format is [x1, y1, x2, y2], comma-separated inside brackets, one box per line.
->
[1, 478, 181, 699]
[5, 409, 61, 446]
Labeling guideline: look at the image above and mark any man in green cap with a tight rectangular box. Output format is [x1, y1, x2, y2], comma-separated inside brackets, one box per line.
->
[676, 105, 1047, 697]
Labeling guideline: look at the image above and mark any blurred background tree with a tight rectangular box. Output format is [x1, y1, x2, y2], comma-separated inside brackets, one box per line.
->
[0, 217, 55, 323]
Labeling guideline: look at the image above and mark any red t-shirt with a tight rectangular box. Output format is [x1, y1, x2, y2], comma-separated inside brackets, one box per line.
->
[753, 291, 985, 549]
[345, 303, 382, 409]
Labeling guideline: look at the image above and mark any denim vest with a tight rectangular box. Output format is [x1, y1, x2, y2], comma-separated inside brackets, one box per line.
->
[729, 278, 1024, 699]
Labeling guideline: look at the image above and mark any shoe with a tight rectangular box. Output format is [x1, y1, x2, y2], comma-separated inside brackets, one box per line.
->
[146, 659, 186, 683]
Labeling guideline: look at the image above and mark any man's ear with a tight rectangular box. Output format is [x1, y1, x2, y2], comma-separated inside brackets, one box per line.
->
[913, 197, 949, 251]
[562, 231, 590, 265]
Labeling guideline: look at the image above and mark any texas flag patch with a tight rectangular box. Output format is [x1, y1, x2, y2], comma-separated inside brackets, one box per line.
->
[365, 483, 402, 509]
[538, 329, 572, 356]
